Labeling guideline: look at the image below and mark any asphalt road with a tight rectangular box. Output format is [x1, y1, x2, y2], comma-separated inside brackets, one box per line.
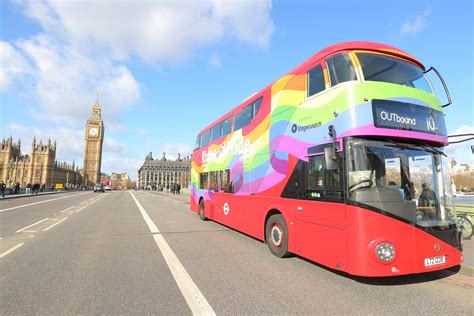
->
[1, 190, 472, 314]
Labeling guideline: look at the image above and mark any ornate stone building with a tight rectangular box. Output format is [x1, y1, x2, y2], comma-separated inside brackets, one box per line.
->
[83, 96, 105, 185]
[137, 152, 191, 190]
[110, 172, 132, 190]
[0, 136, 82, 187]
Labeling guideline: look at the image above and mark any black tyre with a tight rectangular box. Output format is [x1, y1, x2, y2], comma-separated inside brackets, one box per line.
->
[265, 214, 291, 258]
[458, 215, 473, 240]
[198, 199, 207, 221]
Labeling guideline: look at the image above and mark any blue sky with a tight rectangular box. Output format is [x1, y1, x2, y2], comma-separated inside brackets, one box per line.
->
[1, 0, 472, 179]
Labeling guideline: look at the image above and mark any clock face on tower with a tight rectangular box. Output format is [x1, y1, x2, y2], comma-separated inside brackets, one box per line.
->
[89, 127, 99, 137]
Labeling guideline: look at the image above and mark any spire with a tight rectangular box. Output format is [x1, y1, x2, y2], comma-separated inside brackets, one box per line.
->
[89, 93, 102, 120]
[94, 93, 100, 108]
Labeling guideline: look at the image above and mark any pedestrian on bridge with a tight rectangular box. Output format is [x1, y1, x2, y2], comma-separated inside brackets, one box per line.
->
[0, 181, 5, 197]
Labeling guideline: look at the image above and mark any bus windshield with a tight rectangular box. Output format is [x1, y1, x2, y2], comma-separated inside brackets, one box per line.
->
[356, 52, 433, 94]
[346, 137, 456, 228]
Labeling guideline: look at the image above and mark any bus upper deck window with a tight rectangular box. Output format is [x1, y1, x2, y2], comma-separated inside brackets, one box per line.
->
[221, 117, 232, 136]
[235, 105, 252, 130]
[253, 98, 262, 117]
[210, 123, 222, 142]
[326, 53, 357, 87]
[200, 130, 211, 147]
[308, 64, 325, 97]
[356, 52, 432, 94]
[194, 135, 200, 150]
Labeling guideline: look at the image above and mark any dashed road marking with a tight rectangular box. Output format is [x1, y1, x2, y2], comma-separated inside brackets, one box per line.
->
[43, 217, 68, 231]
[15, 218, 50, 233]
[0, 192, 90, 212]
[60, 206, 75, 213]
[0, 243, 24, 258]
[129, 190, 216, 316]
[75, 206, 87, 213]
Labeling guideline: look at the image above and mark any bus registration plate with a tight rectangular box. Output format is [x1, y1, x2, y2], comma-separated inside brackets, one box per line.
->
[424, 256, 446, 267]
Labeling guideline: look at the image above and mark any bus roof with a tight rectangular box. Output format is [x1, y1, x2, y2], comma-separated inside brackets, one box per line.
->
[197, 41, 424, 136]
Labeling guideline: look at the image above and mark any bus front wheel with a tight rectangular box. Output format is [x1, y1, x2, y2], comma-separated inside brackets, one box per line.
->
[265, 214, 291, 258]
[198, 199, 207, 221]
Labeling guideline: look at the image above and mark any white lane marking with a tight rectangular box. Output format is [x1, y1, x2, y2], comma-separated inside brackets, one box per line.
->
[61, 206, 75, 213]
[15, 218, 50, 233]
[43, 217, 68, 231]
[74, 194, 107, 213]
[80, 200, 89, 205]
[0, 243, 24, 258]
[128, 190, 216, 315]
[23, 230, 37, 233]
[47, 218, 59, 221]
[0, 192, 90, 212]
[75, 206, 87, 213]
[29, 235, 34, 237]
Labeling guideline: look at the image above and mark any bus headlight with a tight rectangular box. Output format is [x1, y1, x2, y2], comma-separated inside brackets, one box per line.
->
[375, 242, 396, 263]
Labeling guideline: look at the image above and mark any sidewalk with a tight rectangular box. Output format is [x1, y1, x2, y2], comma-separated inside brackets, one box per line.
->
[0, 190, 67, 200]
[144, 190, 190, 204]
[460, 238, 473, 277]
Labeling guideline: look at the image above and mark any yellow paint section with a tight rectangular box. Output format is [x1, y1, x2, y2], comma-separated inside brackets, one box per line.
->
[271, 75, 293, 98]
[272, 89, 305, 109]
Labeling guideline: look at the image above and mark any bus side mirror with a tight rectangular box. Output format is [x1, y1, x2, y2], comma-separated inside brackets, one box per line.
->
[324, 147, 338, 170]
[424, 66, 452, 107]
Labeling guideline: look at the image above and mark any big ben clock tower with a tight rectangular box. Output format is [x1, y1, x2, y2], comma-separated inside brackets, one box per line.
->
[83, 95, 104, 185]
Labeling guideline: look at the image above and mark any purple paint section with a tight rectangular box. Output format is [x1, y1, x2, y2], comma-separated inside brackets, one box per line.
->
[236, 171, 286, 195]
[340, 124, 448, 145]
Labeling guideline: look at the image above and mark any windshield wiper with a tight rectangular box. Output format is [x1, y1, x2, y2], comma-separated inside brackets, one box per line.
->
[383, 139, 447, 157]
[419, 141, 447, 157]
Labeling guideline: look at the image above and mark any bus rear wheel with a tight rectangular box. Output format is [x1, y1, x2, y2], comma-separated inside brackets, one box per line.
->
[265, 214, 291, 258]
[198, 199, 207, 221]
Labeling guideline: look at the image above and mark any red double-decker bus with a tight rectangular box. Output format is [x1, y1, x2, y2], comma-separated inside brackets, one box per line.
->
[190, 42, 462, 276]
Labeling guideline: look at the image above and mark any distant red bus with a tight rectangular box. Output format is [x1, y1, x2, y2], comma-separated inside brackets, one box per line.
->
[190, 42, 462, 276]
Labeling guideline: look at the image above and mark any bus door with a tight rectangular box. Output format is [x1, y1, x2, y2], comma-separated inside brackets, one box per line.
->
[212, 169, 247, 231]
[293, 152, 347, 269]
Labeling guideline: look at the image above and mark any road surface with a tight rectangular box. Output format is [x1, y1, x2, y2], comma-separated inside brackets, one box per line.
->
[1, 190, 472, 314]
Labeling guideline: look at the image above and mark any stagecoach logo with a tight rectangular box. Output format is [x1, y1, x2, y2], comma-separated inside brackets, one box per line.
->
[291, 121, 322, 134]
[380, 111, 417, 126]
[434, 243, 441, 252]
[223, 202, 230, 215]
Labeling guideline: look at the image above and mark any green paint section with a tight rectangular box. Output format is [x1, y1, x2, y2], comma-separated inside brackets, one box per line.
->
[271, 81, 444, 128]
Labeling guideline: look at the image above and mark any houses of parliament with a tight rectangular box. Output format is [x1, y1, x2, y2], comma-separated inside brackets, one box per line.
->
[0, 98, 104, 188]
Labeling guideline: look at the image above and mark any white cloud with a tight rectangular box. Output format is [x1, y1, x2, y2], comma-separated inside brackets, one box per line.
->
[3, 122, 83, 161]
[446, 125, 474, 164]
[104, 137, 129, 156]
[162, 142, 192, 160]
[0, 41, 32, 92]
[401, 9, 431, 34]
[12, 34, 142, 125]
[15, 0, 274, 64]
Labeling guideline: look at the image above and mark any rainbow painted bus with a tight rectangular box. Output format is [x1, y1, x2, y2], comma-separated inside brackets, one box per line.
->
[190, 42, 462, 277]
